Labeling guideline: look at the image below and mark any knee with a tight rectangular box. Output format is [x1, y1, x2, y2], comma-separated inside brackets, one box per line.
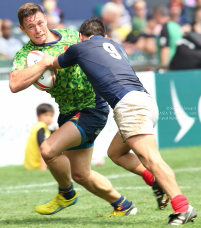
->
[107, 148, 114, 160]
[40, 141, 52, 162]
[72, 172, 89, 185]
[107, 148, 118, 163]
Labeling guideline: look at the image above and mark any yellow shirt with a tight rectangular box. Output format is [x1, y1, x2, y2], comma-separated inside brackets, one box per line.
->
[24, 122, 51, 170]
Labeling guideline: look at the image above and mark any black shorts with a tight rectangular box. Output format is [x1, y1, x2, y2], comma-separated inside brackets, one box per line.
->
[58, 105, 110, 150]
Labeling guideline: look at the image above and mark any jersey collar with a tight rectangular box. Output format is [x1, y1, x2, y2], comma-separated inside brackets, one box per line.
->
[90, 35, 104, 40]
[32, 29, 62, 47]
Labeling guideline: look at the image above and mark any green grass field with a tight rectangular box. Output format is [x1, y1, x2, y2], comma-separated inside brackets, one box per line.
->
[0, 146, 201, 228]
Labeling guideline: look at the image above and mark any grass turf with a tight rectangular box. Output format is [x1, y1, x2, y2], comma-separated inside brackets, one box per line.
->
[0, 146, 201, 228]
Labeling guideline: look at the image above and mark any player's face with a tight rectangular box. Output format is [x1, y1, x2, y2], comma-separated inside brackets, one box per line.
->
[20, 12, 48, 45]
[38, 112, 54, 126]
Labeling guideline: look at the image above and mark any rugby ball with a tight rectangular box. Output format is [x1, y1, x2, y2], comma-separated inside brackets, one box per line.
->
[91, 156, 105, 167]
[26, 50, 56, 91]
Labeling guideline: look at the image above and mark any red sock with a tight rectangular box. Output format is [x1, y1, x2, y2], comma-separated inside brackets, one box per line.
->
[171, 195, 189, 213]
[142, 169, 154, 186]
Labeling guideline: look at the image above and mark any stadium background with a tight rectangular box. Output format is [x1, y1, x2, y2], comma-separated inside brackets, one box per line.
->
[0, 0, 169, 21]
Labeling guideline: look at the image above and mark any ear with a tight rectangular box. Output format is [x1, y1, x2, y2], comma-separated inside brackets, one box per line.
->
[20, 25, 26, 34]
[80, 33, 84, 42]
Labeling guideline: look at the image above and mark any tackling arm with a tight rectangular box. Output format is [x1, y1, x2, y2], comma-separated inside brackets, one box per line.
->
[53, 45, 78, 69]
[53, 56, 62, 69]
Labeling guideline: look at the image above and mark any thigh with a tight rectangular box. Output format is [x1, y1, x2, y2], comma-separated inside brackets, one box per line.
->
[64, 146, 93, 176]
[126, 134, 161, 163]
[114, 91, 158, 142]
[45, 121, 82, 157]
[108, 132, 130, 157]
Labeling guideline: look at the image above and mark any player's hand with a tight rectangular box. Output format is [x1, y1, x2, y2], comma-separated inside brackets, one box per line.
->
[43, 51, 57, 72]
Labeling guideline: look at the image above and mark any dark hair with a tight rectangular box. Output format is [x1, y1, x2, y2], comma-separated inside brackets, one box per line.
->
[152, 5, 169, 17]
[18, 3, 44, 26]
[79, 17, 106, 37]
[37, 103, 54, 115]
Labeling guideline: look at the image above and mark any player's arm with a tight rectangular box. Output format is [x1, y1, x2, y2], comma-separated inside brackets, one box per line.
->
[38, 128, 47, 171]
[10, 52, 54, 93]
[161, 47, 170, 67]
[159, 24, 170, 67]
[53, 45, 78, 69]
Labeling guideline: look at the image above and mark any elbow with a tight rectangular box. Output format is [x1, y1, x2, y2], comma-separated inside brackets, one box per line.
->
[9, 81, 20, 93]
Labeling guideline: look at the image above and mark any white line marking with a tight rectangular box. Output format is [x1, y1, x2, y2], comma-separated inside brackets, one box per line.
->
[173, 167, 201, 172]
[0, 186, 193, 194]
[0, 166, 200, 192]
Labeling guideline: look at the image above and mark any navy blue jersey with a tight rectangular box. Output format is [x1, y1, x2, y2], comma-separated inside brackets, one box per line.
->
[58, 36, 146, 109]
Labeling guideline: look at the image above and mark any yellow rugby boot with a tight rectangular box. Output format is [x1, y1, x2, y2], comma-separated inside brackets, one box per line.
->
[35, 191, 78, 215]
[106, 202, 137, 217]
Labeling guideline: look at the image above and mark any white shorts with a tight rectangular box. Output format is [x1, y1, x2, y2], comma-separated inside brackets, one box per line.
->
[113, 90, 159, 142]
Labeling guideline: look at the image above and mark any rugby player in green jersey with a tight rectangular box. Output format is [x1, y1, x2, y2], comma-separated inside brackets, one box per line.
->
[9, 3, 138, 216]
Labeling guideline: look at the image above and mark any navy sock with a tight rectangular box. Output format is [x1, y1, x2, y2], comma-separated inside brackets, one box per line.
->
[59, 183, 75, 200]
[111, 195, 132, 211]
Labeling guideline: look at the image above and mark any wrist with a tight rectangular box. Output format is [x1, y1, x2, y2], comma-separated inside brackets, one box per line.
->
[39, 58, 50, 69]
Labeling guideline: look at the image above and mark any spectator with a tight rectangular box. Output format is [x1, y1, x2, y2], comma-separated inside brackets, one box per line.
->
[132, 0, 147, 36]
[197, 0, 201, 6]
[169, 0, 191, 33]
[102, 2, 131, 43]
[192, 6, 201, 33]
[169, 0, 189, 26]
[0, 19, 2, 37]
[124, 14, 158, 56]
[153, 5, 183, 67]
[40, 0, 63, 24]
[0, 19, 23, 60]
[186, 0, 197, 7]
[111, 0, 131, 27]
[24, 104, 56, 171]
[47, 15, 66, 30]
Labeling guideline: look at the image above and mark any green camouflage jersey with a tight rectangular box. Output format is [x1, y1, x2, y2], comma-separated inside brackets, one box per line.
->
[12, 29, 106, 114]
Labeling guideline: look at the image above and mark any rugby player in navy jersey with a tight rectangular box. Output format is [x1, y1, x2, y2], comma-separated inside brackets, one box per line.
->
[48, 18, 196, 225]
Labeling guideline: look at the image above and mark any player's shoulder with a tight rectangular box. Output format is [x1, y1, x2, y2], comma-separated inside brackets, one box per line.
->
[53, 29, 79, 38]
[13, 40, 33, 58]
[53, 29, 80, 46]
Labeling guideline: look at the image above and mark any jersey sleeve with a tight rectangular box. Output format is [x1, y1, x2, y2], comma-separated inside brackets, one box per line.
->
[11, 50, 27, 73]
[58, 44, 79, 68]
[37, 128, 45, 146]
[159, 24, 170, 48]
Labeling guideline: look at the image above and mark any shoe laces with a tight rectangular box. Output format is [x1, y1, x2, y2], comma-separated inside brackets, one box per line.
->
[115, 205, 124, 211]
[169, 212, 180, 219]
[46, 195, 60, 208]
[153, 188, 163, 198]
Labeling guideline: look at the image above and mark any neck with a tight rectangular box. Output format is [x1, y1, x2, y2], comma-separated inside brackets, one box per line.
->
[161, 17, 170, 25]
[171, 15, 179, 23]
[3, 35, 9, 40]
[45, 29, 59, 43]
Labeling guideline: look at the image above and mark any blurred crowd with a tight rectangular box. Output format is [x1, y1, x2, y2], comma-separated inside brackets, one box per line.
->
[97, 0, 201, 69]
[1, 0, 201, 69]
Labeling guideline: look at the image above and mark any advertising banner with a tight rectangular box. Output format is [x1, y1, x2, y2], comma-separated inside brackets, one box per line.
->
[156, 70, 201, 148]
